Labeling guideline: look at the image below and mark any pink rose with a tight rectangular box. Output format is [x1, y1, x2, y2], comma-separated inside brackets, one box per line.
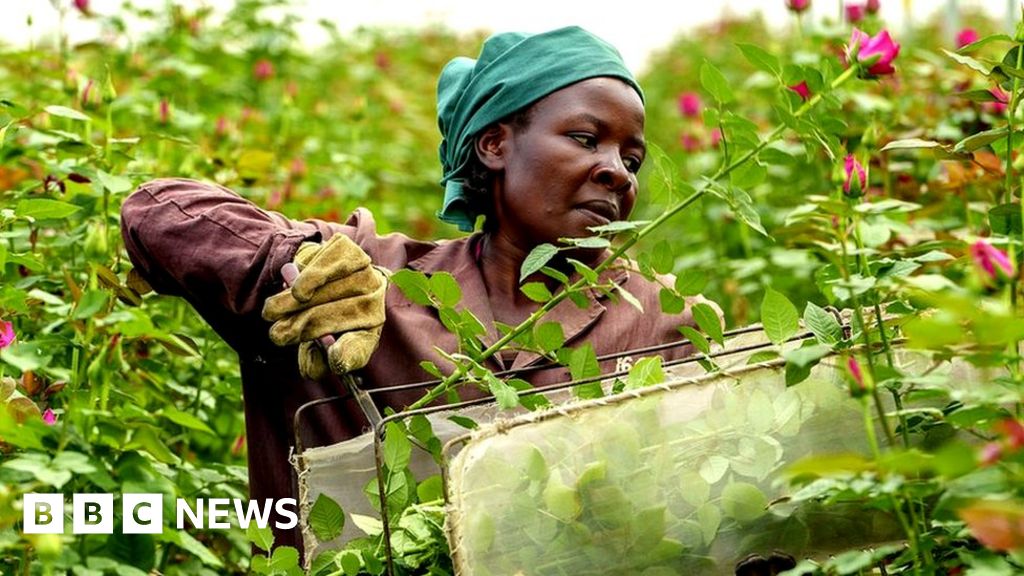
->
[710, 128, 722, 147]
[843, 154, 866, 196]
[158, 99, 170, 124]
[680, 133, 701, 152]
[677, 92, 702, 118]
[845, 2, 866, 23]
[970, 240, 1014, 283]
[0, 321, 14, 349]
[866, 0, 880, 14]
[956, 28, 980, 49]
[788, 80, 811, 101]
[849, 28, 901, 76]
[253, 59, 274, 81]
[846, 357, 869, 397]
[986, 86, 1009, 115]
[980, 442, 1002, 466]
[786, 0, 810, 13]
[996, 418, 1024, 451]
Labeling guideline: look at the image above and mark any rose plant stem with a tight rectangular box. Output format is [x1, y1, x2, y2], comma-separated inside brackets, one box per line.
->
[408, 65, 861, 411]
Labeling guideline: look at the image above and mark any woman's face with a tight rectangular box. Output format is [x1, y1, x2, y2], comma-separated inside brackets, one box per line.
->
[486, 77, 646, 251]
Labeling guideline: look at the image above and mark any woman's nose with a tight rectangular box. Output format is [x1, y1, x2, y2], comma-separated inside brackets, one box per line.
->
[591, 153, 631, 193]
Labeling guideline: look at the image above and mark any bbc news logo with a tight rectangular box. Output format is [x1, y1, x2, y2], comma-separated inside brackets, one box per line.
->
[23, 494, 298, 534]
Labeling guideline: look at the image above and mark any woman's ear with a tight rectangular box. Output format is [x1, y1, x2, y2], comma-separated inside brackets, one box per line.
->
[475, 124, 509, 171]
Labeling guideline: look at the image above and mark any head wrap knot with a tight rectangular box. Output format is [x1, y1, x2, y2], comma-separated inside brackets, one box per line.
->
[436, 26, 643, 231]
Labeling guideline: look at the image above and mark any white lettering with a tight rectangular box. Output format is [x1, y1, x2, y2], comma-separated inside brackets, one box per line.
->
[176, 498, 203, 529]
[23, 494, 63, 534]
[207, 498, 230, 529]
[274, 499, 298, 530]
[123, 494, 163, 534]
[72, 494, 113, 534]
[233, 499, 273, 529]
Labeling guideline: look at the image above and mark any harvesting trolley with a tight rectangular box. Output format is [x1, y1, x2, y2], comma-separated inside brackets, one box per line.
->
[290, 324, 988, 576]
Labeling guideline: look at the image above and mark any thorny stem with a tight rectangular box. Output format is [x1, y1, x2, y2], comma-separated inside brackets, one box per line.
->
[408, 65, 861, 411]
[1010, 42, 1023, 375]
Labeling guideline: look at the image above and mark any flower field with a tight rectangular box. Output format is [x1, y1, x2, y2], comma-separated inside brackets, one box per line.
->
[1, 0, 1024, 574]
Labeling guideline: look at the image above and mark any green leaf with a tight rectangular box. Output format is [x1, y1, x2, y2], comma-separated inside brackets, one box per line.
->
[720, 482, 767, 523]
[543, 473, 581, 522]
[309, 493, 345, 543]
[613, 284, 644, 312]
[520, 243, 558, 281]
[416, 475, 444, 502]
[568, 343, 601, 380]
[697, 503, 722, 545]
[736, 43, 780, 77]
[72, 290, 108, 320]
[586, 219, 649, 234]
[679, 471, 710, 508]
[941, 48, 995, 75]
[1, 341, 53, 373]
[880, 138, 956, 156]
[625, 356, 664, 390]
[96, 170, 133, 194]
[389, 269, 432, 306]
[534, 321, 565, 353]
[675, 270, 707, 296]
[954, 126, 1008, 153]
[802, 302, 842, 345]
[990, 203, 1022, 235]
[428, 272, 461, 308]
[350, 513, 384, 537]
[562, 236, 610, 249]
[706, 183, 766, 236]
[761, 288, 799, 345]
[691, 302, 723, 346]
[730, 160, 767, 189]
[247, 524, 274, 553]
[485, 373, 519, 410]
[746, 350, 779, 364]
[678, 326, 710, 354]
[44, 105, 92, 122]
[520, 282, 553, 303]
[651, 240, 674, 275]
[659, 288, 685, 314]
[700, 60, 734, 104]
[382, 422, 412, 472]
[783, 344, 832, 368]
[15, 198, 81, 220]
[161, 408, 215, 435]
[269, 546, 301, 573]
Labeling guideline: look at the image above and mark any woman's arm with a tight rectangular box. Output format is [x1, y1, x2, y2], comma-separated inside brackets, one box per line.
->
[120, 178, 345, 353]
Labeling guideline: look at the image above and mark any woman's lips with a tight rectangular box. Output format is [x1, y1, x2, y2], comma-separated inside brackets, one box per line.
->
[575, 200, 619, 225]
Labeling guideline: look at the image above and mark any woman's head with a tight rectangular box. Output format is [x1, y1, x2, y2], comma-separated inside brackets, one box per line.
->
[436, 26, 644, 233]
[475, 77, 645, 248]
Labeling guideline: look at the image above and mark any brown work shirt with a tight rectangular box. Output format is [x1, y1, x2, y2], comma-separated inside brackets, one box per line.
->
[120, 178, 709, 547]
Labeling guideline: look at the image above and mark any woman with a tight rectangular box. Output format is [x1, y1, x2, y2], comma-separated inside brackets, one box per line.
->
[121, 26, 714, 548]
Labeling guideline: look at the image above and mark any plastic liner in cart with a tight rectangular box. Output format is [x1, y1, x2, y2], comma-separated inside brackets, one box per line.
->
[442, 348, 988, 575]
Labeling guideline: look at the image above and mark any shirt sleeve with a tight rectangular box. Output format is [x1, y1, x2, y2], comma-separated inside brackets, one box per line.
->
[119, 178, 348, 353]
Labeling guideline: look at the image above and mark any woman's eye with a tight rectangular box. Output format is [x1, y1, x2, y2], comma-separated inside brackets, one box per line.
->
[570, 134, 596, 148]
[623, 157, 642, 173]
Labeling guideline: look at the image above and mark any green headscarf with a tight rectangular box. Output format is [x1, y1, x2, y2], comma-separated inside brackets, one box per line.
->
[436, 26, 644, 232]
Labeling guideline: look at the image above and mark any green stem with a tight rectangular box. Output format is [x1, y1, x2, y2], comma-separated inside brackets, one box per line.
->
[407, 65, 861, 411]
[842, 212, 897, 447]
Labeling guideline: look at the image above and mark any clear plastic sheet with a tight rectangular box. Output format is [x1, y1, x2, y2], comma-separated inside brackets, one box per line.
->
[444, 350, 985, 576]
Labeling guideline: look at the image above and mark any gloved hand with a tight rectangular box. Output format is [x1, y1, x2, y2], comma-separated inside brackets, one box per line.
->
[262, 233, 387, 379]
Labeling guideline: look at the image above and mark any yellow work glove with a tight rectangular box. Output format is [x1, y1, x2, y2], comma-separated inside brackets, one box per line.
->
[262, 233, 387, 379]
